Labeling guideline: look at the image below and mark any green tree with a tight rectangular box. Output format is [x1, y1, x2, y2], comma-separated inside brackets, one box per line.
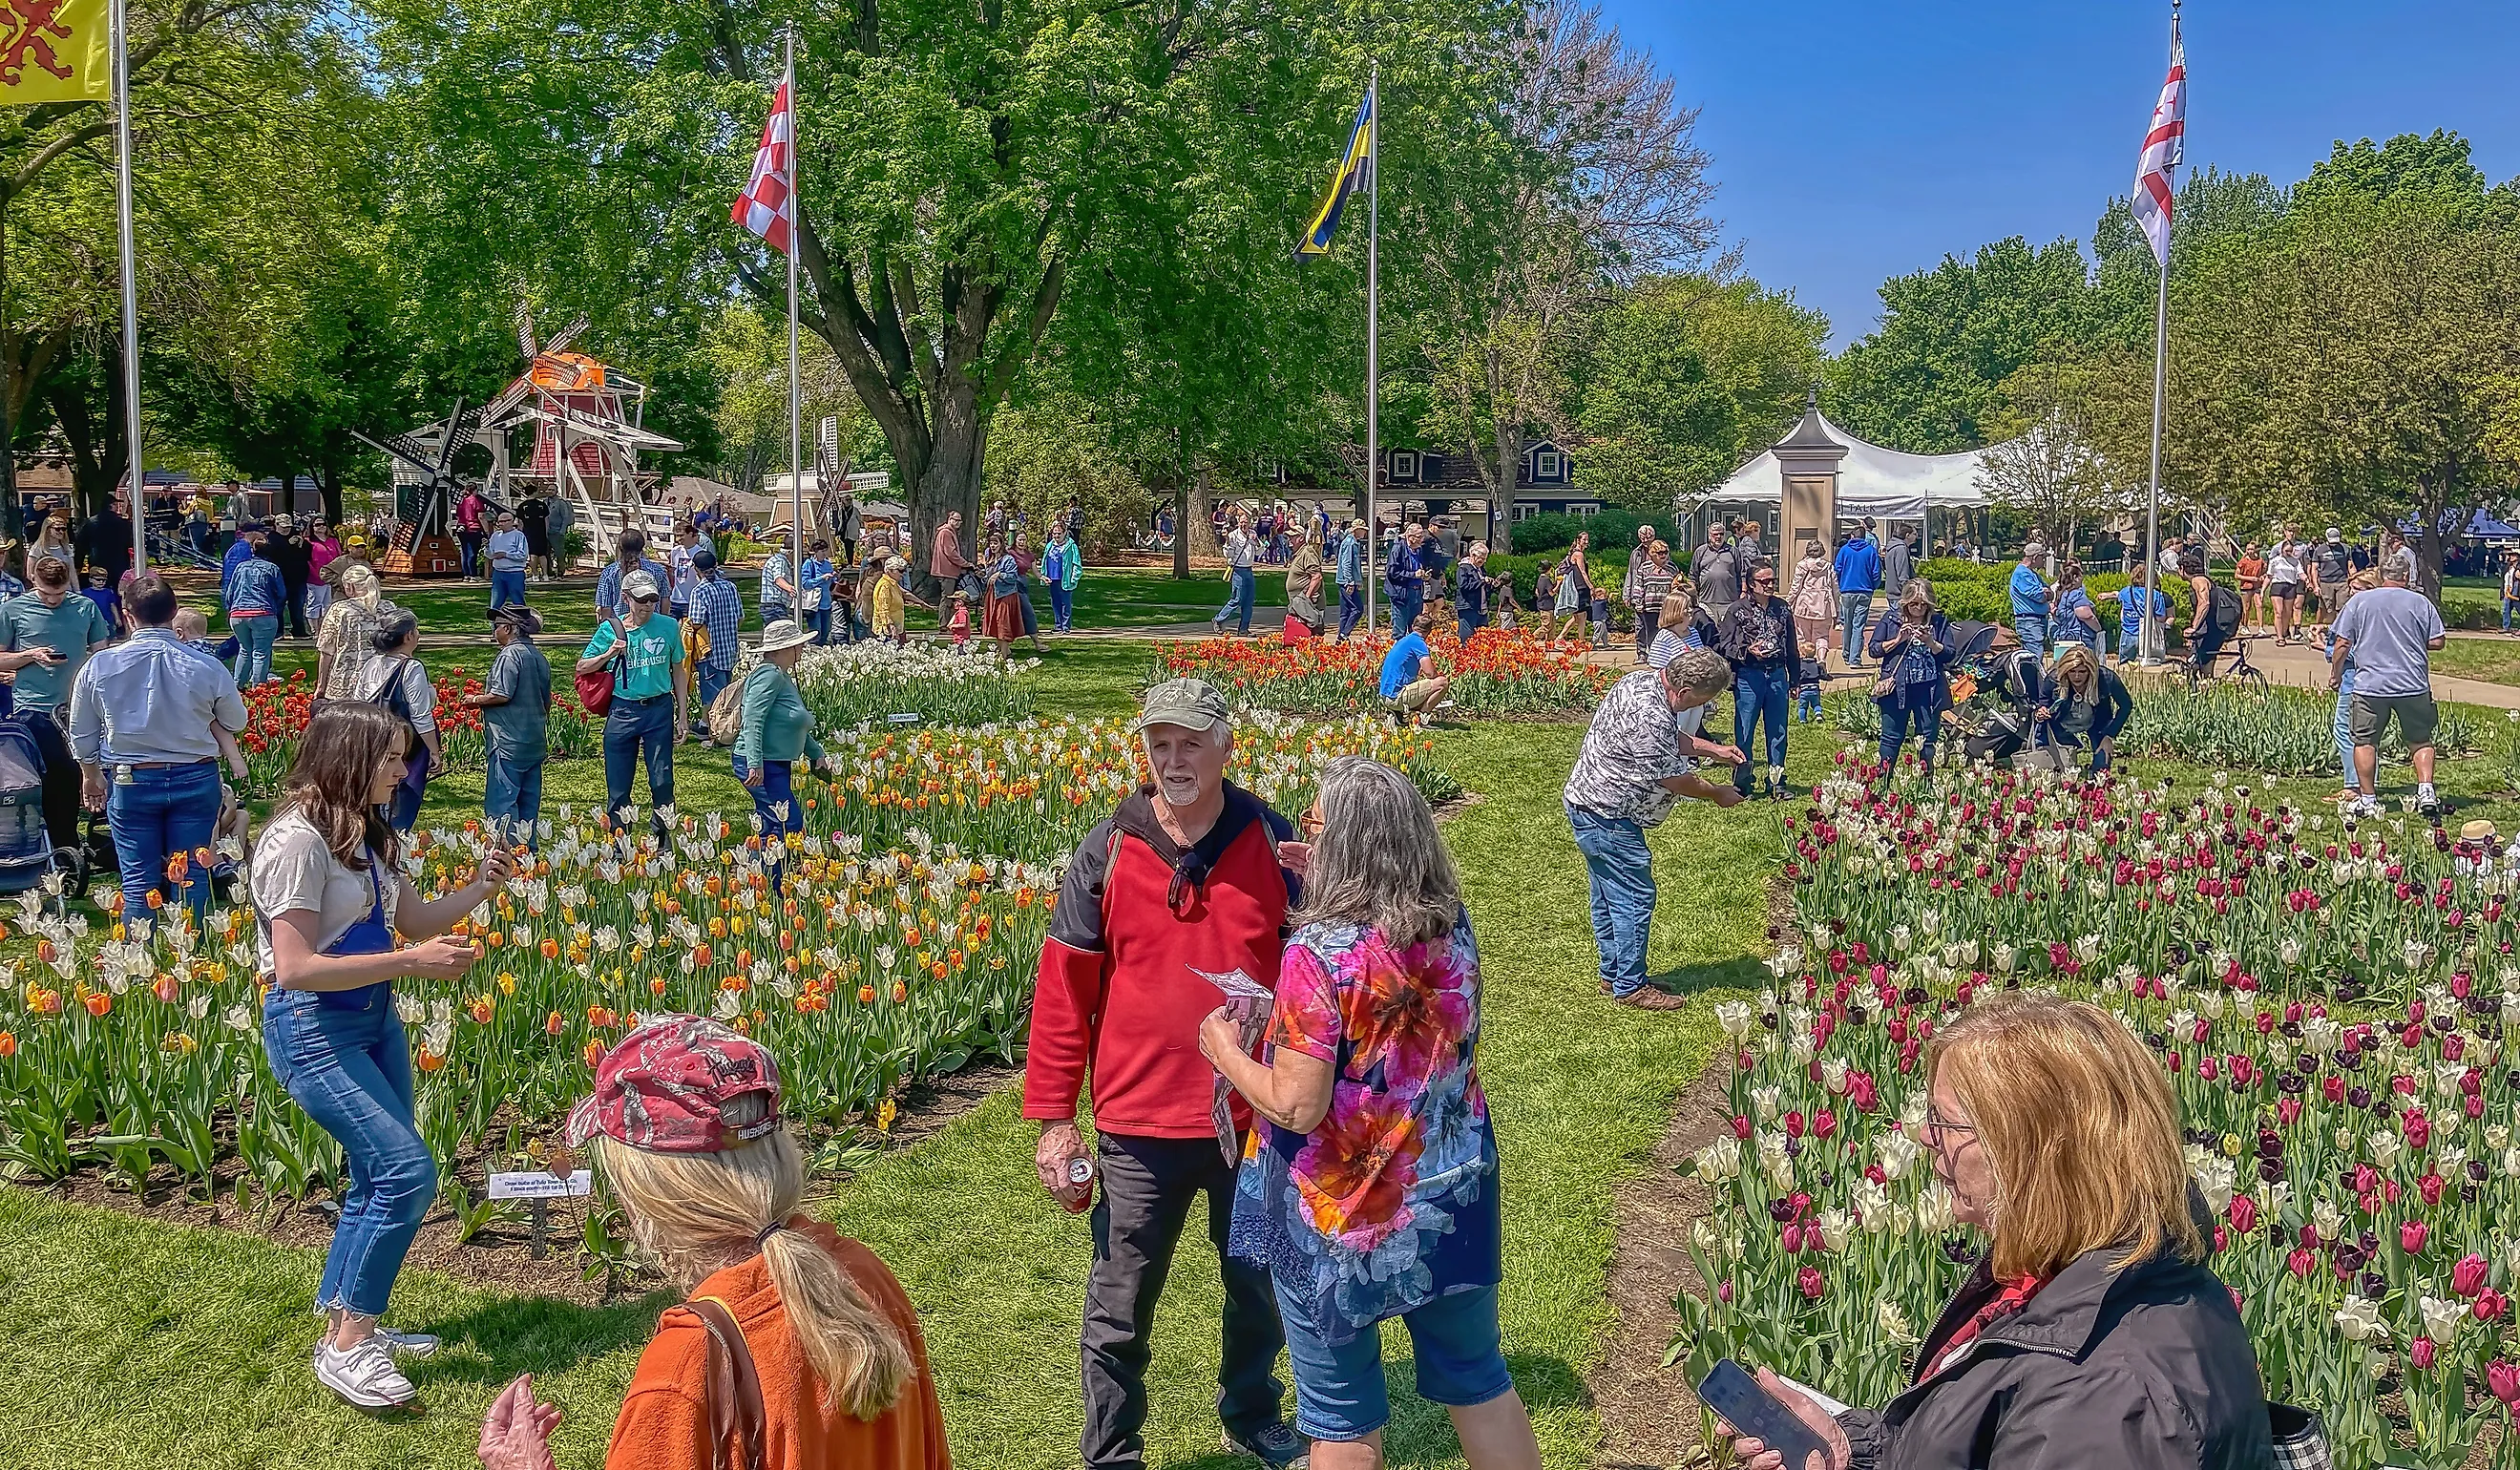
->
[1573, 274, 1825, 513]
[1826, 236, 2096, 454]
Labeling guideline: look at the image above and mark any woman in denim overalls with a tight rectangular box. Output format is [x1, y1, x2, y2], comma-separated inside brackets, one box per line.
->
[255, 702, 515, 1409]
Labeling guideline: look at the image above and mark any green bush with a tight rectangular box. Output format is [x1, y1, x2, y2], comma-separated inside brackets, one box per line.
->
[1500, 509, 1653, 556]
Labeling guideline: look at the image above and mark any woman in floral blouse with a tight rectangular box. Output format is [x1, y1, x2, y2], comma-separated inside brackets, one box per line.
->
[1200, 756, 1539, 1470]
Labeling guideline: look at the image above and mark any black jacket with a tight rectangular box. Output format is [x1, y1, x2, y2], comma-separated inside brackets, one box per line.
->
[1841, 1215, 2272, 1470]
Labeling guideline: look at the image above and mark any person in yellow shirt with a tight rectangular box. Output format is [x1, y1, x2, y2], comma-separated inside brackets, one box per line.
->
[872, 556, 908, 643]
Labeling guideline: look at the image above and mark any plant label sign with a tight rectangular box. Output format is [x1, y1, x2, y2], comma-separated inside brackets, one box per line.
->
[487, 1169, 593, 1200]
[887, 712, 921, 724]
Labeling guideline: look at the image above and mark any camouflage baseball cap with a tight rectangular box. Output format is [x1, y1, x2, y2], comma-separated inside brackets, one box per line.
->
[1130, 677, 1229, 735]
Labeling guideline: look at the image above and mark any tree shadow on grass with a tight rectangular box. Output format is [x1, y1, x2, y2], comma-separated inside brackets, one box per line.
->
[401, 1289, 678, 1394]
[1158, 1354, 1585, 1470]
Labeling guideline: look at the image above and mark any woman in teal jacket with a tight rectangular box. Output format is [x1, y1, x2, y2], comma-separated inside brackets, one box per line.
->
[1043, 526, 1083, 632]
[734, 618, 825, 887]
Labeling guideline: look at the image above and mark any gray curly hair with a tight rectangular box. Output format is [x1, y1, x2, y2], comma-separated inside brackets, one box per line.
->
[1292, 756, 1461, 946]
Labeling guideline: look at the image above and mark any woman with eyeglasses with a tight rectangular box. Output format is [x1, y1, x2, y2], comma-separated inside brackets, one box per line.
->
[1714, 995, 2274, 1470]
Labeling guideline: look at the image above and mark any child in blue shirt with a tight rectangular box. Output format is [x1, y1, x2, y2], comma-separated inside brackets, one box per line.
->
[2113, 581, 2172, 664]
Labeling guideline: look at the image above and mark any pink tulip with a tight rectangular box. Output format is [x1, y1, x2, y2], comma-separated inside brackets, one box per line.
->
[2488, 1360, 2520, 1406]
[2287, 1248, 2318, 1279]
[2403, 1221, 2430, 1256]
[2228, 1195, 2257, 1235]
[2477, 1292, 2508, 1324]
[1782, 1223, 1805, 1255]
[2455, 1254, 2492, 1299]
[1797, 1266, 1825, 1301]
[2413, 1337, 2437, 1371]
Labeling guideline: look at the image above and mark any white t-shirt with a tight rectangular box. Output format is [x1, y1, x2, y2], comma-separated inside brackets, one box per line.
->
[250, 810, 401, 976]
[2267, 545, 2302, 584]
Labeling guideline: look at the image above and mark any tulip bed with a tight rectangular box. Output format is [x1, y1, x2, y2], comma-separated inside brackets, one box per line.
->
[1679, 763, 2520, 1468]
[791, 640, 1038, 730]
[1149, 628, 1614, 719]
[1827, 679, 2490, 778]
[0, 711, 1440, 1235]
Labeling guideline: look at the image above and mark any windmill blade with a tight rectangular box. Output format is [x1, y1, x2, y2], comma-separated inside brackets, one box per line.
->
[431, 399, 474, 476]
[542, 316, 591, 355]
[481, 374, 539, 429]
[514, 301, 538, 360]
[350, 428, 454, 476]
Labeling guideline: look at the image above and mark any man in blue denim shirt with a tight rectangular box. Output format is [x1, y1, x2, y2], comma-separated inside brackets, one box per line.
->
[1334, 519, 1366, 640]
[69, 573, 247, 931]
[2009, 540, 2053, 660]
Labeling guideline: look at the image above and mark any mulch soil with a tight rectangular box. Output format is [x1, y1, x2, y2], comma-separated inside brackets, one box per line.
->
[13, 1060, 1018, 1307]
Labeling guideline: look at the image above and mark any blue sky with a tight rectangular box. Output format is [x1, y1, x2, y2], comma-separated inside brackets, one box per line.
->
[1604, 1, 2520, 346]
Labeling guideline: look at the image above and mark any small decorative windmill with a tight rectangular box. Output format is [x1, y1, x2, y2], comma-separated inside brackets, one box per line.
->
[351, 397, 477, 575]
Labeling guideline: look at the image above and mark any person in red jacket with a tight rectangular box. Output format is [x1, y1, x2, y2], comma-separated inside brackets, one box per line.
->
[1025, 677, 1311, 1470]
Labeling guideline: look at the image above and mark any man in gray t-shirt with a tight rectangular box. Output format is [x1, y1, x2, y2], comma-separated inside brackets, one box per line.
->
[470, 606, 553, 837]
[2328, 569, 2445, 820]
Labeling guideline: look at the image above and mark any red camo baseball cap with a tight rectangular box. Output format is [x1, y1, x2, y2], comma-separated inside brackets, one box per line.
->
[566, 1014, 784, 1154]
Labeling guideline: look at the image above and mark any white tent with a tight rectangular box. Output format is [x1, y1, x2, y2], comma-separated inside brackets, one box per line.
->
[1707, 410, 2012, 521]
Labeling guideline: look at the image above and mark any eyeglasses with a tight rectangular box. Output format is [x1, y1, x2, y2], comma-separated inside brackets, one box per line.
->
[1917, 1112, 1978, 1149]
[1299, 809, 1325, 837]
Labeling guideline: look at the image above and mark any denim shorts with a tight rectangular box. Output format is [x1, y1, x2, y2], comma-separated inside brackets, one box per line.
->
[1278, 1283, 1514, 1441]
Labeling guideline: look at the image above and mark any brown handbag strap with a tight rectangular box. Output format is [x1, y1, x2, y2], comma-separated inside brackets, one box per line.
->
[688, 1296, 767, 1470]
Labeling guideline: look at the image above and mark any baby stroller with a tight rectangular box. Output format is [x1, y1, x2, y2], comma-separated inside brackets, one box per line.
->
[0, 722, 57, 894]
[1935, 620, 2038, 766]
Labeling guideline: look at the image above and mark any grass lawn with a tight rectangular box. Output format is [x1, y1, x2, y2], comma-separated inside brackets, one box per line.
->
[2430, 635, 2520, 688]
[0, 647, 1829, 1468]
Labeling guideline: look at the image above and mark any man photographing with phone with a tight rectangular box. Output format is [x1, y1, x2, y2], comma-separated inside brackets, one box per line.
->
[1, 552, 114, 866]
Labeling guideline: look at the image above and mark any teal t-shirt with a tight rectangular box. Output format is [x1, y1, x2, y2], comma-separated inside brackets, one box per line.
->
[0, 592, 113, 711]
[582, 617, 682, 701]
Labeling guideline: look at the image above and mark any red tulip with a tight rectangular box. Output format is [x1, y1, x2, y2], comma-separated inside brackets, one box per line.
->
[2454, 1253, 2491, 1299]
[2488, 1360, 2520, 1406]
[1796, 1266, 1825, 1301]
[2227, 1195, 2257, 1234]
[2286, 1249, 2318, 1279]
[2477, 1292, 2509, 1324]
[2403, 1221, 2430, 1256]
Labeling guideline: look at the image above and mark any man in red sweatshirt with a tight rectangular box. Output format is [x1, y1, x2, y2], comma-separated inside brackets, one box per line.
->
[1025, 677, 1309, 1470]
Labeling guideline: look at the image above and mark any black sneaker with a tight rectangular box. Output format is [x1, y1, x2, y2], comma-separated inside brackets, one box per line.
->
[1223, 1422, 1310, 1468]
[2418, 792, 2444, 824]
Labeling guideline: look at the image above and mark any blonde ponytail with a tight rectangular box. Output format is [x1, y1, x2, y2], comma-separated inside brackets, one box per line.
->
[598, 1124, 914, 1418]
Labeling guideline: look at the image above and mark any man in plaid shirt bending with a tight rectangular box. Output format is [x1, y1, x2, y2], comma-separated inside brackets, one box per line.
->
[686, 546, 744, 738]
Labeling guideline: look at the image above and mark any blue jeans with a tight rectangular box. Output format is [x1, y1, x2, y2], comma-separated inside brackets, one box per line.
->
[232, 614, 277, 687]
[1215, 567, 1255, 634]
[489, 568, 526, 609]
[807, 607, 832, 644]
[1567, 803, 1654, 998]
[1458, 613, 1483, 645]
[2505, 598, 2519, 634]
[1391, 587, 1421, 637]
[1276, 1282, 1514, 1441]
[1336, 584, 1362, 640]
[1838, 592, 1872, 664]
[732, 754, 798, 887]
[458, 531, 483, 578]
[1018, 583, 1040, 638]
[1732, 663, 1790, 793]
[1050, 582, 1074, 631]
[2334, 665, 2356, 773]
[1878, 693, 1940, 774]
[2014, 613, 2048, 661]
[483, 750, 544, 837]
[263, 984, 434, 1318]
[108, 761, 220, 931]
[694, 662, 733, 732]
[602, 694, 676, 829]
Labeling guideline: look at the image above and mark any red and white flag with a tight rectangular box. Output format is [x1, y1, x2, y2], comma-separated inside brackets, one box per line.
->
[732, 75, 794, 255]
[2132, 18, 2185, 268]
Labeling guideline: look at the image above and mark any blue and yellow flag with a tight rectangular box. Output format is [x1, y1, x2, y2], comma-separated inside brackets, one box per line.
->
[0, 0, 109, 106]
[1293, 85, 1374, 261]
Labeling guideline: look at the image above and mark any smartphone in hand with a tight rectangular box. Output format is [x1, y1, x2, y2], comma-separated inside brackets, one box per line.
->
[1698, 1359, 1829, 1469]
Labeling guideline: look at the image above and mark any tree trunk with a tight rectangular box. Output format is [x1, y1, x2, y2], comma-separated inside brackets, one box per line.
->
[1186, 467, 1221, 565]
[1158, 470, 1189, 578]
[1488, 422, 1522, 556]
[907, 385, 985, 580]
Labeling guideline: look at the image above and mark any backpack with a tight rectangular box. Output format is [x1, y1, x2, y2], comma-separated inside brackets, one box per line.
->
[2210, 582, 2244, 633]
[707, 655, 762, 746]
[364, 658, 430, 788]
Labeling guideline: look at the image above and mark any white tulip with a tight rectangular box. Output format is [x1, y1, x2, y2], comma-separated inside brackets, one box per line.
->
[2333, 1296, 2386, 1342]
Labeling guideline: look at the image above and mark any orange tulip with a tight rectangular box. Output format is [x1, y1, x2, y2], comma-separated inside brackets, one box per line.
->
[151, 973, 180, 1005]
[856, 985, 876, 1005]
[583, 1040, 605, 1067]
[83, 992, 112, 1018]
[545, 1010, 566, 1036]
[0, 1031, 13, 1058]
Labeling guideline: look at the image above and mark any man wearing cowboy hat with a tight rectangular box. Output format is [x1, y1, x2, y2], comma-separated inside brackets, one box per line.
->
[1026, 678, 1308, 1470]
[733, 618, 825, 885]
[759, 524, 798, 626]
[468, 604, 551, 838]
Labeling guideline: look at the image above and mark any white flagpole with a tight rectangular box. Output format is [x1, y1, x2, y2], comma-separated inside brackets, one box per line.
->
[1363, 64, 1378, 639]
[112, 0, 144, 578]
[785, 26, 804, 582]
[2140, 0, 2179, 667]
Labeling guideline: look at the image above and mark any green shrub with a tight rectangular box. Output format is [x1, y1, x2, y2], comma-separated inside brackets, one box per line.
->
[1500, 509, 1652, 556]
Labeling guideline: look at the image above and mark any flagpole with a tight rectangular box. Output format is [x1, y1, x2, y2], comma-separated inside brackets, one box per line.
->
[784, 25, 804, 583]
[2139, 0, 2178, 667]
[111, 0, 144, 578]
[1363, 61, 1378, 640]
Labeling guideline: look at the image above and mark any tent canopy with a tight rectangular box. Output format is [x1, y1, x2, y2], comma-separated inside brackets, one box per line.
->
[1706, 410, 2014, 520]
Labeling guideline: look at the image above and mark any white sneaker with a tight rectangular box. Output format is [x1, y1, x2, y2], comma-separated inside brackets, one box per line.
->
[2345, 796, 2383, 819]
[374, 1326, 440, 1358]
[315, 1337, 417, 1408]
